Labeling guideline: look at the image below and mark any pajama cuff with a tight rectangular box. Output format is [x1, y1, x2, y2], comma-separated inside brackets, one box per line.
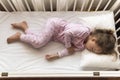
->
[25, 29, 31, 34]
[20, 34, 25, 41]
[57, 48, 69, 57]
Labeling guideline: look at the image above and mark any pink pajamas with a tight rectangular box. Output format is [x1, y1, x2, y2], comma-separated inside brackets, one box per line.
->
[20, 18, 67, 48]
[20, 18, 91, 57]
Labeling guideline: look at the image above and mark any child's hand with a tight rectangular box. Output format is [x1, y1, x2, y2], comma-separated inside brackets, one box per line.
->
[45, 53, 59, 61]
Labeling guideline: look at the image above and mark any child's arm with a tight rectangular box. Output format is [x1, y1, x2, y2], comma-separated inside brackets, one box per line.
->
[45, 46, 75, 61]
[45, 29, 74, 61]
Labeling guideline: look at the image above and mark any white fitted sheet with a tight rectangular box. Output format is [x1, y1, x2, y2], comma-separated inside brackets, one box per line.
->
[0, 11, 119, 73]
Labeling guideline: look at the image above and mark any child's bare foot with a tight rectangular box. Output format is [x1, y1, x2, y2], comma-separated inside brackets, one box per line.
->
[11, 21, 28, 32]
[45, 53, 59, 61]
[7, 32, 21, 44]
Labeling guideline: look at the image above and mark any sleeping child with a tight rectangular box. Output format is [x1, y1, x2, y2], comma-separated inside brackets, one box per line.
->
[7, 18, 116, 61]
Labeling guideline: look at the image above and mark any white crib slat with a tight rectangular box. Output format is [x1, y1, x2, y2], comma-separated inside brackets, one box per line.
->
[36, 0, 40, 11]
[0, 0, 9, 11]
[88, 0, 94, 11]
[7, 0, 16, 11]
[115, 19, 120, 25]
[24, 0, 31, 11]
[110, 0, 120, 11]
[35, 0, 39, 11]
[16, 0, 21, 11]
[50, 0, 53, 11]
[11, 0, 18, 11]
[81, 0, 86, 11]
[103, 0, 112, 11]
[65, 0, 68, 11]
[12, 0, 22, 11]
[115, 9, 120, 17]
[73, 0, 77, 11]
[57, 0, 60, 11]
[31, 0, 38, 11]
[41, 0, 45, 11]
[118, 36, 120, 47]
[31, 0, 35, 11]
[16, 0, 24, 11]
[95, 0, 103, 11]
[19, 0, 26, 11]
[116, 27, 120, 32]
[118, 36, 120, 40]
[118, 45, 120, 47]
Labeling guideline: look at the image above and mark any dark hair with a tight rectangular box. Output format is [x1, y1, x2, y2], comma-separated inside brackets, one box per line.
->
[90, 29, 116, 54]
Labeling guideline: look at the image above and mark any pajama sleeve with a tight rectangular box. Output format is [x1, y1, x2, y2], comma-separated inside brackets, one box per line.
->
[57, 31, 73, 57]
[64, 31, 72, 48]
[57, 48, 69, 57]
[57, 27, 91, 57]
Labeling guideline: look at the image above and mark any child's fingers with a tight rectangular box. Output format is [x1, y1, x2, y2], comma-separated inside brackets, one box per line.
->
[45, 54, 52, 60]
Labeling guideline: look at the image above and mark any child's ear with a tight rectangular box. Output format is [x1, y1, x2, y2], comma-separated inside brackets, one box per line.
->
[91, 37, 97, 41]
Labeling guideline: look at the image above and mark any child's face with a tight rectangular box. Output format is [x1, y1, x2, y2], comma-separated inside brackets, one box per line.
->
[85, 36, 102, 54]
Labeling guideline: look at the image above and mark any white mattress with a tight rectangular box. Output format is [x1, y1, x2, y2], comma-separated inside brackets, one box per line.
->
[0, 11, 119, 74]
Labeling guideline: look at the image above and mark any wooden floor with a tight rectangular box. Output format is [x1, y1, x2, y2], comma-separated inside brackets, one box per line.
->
[0, 77, 120, 80]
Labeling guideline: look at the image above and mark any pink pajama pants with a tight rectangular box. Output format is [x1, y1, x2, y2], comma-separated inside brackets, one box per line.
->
[20, 18, 67, 48]
[20, 29, 52, 48]
[20, 20, 56, 48]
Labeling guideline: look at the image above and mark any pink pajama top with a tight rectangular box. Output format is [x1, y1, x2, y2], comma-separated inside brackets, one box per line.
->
[50, 18, 91, 57]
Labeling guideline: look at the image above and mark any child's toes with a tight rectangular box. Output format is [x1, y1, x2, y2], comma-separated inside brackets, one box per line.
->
[11, 23, 17, 28]
[22, 21, 27, 24]
[7, 38, 12, 44]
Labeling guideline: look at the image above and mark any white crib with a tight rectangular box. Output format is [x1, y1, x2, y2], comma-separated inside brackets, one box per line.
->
[0, 0, 120, 78]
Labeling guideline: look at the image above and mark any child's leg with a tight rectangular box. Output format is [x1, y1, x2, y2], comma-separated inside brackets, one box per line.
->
[20, 19, 58, 48]
[7, 31, 52, 48]
[7, 18, 65, 48]
[11, 21, 28, 32]
[20, 32, 53, 48]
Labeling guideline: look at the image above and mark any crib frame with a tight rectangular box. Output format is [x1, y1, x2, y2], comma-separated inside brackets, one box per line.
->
[0, 0, 120, 78]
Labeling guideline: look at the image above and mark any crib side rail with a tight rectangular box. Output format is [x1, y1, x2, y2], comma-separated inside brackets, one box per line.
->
[0, 0, 119, 12]
[111, 0, 120, 54]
